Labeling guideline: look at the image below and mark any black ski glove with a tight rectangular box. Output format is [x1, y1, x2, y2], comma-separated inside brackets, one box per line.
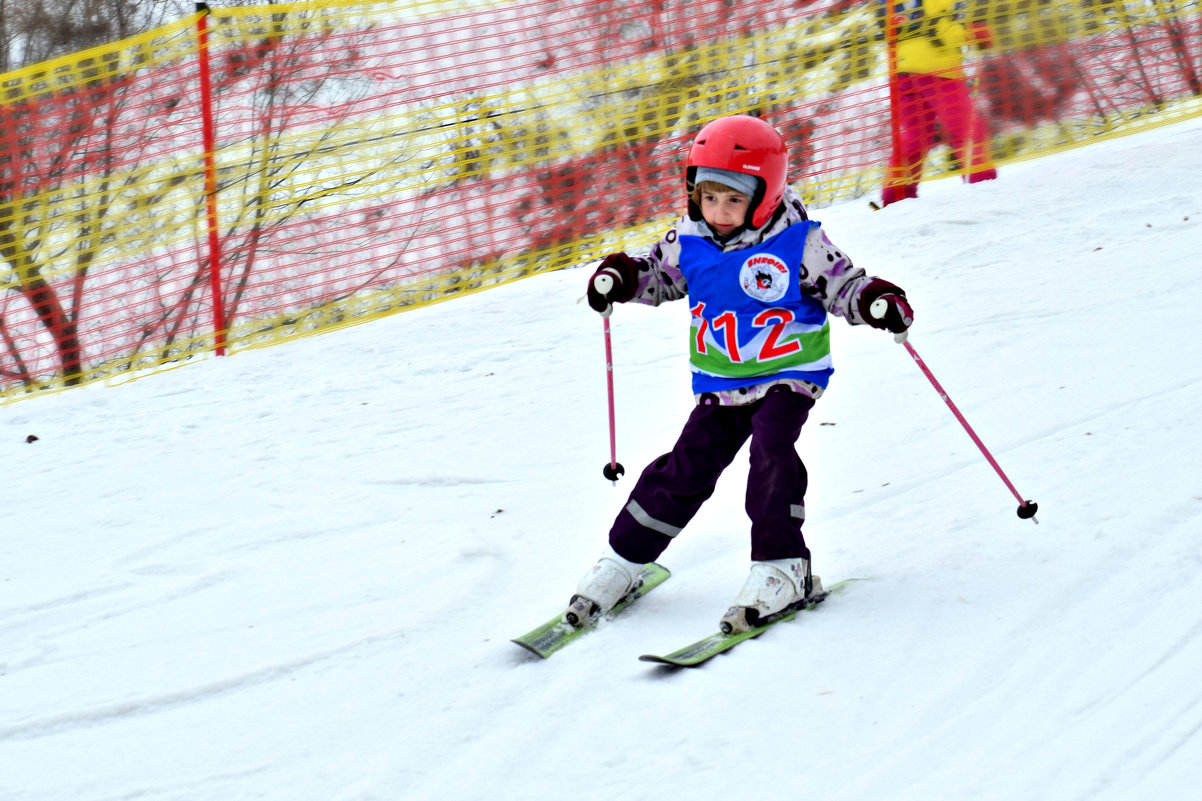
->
[859, 278, 914, 334]
[586, 253, 640, 316]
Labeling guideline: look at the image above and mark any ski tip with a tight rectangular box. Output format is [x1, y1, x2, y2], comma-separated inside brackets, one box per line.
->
[511, 638, 552, 659]
[637, 654, 696, 668]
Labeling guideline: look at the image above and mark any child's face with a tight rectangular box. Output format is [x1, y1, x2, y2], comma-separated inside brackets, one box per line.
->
[699, 189, 749, 236]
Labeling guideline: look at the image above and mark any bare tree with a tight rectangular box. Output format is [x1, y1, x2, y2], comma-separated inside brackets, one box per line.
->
[0, 6, 418, 392]
[0, 0, 186, 72]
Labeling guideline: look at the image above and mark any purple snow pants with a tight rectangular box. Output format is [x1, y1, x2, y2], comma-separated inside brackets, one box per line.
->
[609, 386, 815, 564]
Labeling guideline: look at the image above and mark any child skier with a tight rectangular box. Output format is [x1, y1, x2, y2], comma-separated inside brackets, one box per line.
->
[568, 114, 914, 634]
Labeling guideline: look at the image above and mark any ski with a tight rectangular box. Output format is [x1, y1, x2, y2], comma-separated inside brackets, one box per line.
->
[512, 562, 671, 658]
[639, 578, 859, 667]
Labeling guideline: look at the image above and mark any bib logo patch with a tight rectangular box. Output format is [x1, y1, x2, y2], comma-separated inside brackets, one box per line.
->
[739, 253, 790, 302]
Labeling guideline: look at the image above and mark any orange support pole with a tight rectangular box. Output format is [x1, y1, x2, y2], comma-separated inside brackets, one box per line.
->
[195, 3, 228, 355]
[884, 4, 904, 202]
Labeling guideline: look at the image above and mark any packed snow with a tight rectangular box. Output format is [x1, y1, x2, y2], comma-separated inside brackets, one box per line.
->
[3, 116, 1200, 801]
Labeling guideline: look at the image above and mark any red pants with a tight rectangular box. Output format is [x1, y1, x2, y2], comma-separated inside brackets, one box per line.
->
[883, 73, 996, 206]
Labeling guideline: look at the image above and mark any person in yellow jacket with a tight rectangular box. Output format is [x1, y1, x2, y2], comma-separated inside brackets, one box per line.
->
[883, 0, 997, 206]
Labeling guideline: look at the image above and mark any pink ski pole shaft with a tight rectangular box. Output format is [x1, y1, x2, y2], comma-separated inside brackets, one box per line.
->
[898, 333, 1039, 523]
[595, 275, 625, 483]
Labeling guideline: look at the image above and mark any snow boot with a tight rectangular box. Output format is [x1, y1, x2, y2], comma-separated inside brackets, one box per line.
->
[719, 558, 822, 634]
[564, 547, 646, 627]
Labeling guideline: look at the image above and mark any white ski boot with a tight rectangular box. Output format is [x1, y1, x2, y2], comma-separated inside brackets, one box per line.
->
[719, 557, 822, 634]
[564, 547, 646, 627]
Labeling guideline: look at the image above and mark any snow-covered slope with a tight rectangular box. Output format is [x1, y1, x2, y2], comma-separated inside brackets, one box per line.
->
[3, 116, 1200, 801]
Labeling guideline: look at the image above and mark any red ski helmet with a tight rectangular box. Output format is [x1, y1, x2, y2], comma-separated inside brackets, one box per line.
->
[685, 115, 789, 229]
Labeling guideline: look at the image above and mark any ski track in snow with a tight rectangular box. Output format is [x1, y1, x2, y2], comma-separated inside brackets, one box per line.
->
[1, 628, 406, 741]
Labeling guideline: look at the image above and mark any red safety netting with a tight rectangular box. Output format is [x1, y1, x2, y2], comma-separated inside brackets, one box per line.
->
[1, 0, 1198, 400]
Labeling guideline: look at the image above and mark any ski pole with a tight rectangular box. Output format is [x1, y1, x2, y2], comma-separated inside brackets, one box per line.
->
[890, 327, 1039, 523]
[596, 274, 625, 483]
